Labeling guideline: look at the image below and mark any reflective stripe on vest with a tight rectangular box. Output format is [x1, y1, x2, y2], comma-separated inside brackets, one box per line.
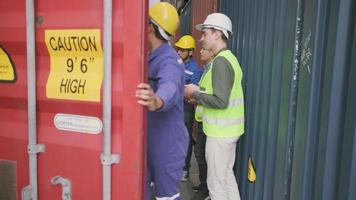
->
[229, 97, 244, 106]
[203, 116, 244, 126]
[195, 105, 203, 122]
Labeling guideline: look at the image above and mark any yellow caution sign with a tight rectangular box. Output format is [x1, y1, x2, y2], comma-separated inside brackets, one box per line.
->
[0, 45, 16, 83]
[45, 29, 103, 102]
[248, 156, 256, 183]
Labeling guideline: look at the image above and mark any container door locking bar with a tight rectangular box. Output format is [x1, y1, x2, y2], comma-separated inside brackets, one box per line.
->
[22, 0, 45, 200]
[102, 0, 119, 200]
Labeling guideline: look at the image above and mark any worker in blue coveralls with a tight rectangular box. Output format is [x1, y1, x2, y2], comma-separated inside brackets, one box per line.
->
[174, 35, 203, 182]
[135, 2, 188, 200]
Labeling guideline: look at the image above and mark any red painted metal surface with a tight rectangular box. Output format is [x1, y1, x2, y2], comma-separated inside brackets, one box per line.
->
[0, 0, 146, 199]
[190, 0, 218, 67]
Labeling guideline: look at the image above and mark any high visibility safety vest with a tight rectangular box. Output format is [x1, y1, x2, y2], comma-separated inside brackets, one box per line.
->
[197, 50, 244, 137]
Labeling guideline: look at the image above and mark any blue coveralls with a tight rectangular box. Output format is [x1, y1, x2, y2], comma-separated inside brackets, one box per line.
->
[146, 42, 189, 200]
[184, 58, 203, 85]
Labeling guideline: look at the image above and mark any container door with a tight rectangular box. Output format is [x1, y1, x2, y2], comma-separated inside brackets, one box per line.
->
[0, 1, 29, 200]
[0, 0, 146, 199]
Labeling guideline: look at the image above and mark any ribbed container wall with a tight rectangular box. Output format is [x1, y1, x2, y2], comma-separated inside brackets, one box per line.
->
[219, 0, 356, 200]
[178, 0, 192, 36]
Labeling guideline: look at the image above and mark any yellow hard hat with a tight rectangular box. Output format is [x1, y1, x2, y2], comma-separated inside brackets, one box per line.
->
[175, 35, 196, 49]
[149, 2, 179, 36]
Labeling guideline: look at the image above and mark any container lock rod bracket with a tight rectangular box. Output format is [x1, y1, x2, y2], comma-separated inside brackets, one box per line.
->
[101, 153, 120, 165]
[51, 175, 72, 200]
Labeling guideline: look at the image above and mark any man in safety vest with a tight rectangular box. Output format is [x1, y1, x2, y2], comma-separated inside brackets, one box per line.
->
[174, 35, 202, 182]
[136, 2, 188, 200]
[185, 13, 244, 200]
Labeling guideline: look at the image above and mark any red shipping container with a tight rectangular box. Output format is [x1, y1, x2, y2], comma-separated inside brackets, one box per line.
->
[0, 0, 147, 199]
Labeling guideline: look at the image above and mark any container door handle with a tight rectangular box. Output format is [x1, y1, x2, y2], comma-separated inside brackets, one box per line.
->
[51, 175, 72, 200]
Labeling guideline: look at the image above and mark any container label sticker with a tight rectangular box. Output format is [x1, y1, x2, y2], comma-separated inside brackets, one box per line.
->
[45, 29, 103, 102]
[0, 45, 17, 83]
[54, 113, 102, 134]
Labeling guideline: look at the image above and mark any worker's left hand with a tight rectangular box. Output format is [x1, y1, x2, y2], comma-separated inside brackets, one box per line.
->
[136, 83, 163, 111]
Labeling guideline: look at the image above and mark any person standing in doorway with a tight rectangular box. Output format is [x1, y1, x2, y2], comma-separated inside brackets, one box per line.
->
[174, 35, 203, 182]
[136, 2, 188, 200]
[185, 13, 244, 200]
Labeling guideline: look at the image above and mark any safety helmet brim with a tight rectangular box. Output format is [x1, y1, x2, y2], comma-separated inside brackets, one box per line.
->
[195, 24, 231, 39]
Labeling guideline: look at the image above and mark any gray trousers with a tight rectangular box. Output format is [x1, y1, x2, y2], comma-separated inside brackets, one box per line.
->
[206, 136, 241, 200]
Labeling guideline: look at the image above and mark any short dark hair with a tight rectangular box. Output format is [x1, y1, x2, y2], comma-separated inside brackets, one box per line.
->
[211, 28, 228, 43]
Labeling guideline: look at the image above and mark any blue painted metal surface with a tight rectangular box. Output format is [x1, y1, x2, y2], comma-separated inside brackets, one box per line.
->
[218, 0, 356, 199]
[178, 0, 192, 36]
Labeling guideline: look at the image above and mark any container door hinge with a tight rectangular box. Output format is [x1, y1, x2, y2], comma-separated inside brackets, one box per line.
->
[27, 144, 45, 154]
[101, 153, 120, 165]
[21, 185, 33, 200]
[51, 175, 72, 200]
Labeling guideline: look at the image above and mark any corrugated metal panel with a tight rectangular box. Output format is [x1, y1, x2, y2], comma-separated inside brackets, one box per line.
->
[178, 0, 192, 35]
[219, 0, 356, 200]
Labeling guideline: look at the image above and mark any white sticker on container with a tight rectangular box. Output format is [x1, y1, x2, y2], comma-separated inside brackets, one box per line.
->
[54, 113, 102, 134]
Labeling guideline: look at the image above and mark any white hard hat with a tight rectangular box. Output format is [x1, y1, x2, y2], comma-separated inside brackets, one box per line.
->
[195, 13, 233, 39]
